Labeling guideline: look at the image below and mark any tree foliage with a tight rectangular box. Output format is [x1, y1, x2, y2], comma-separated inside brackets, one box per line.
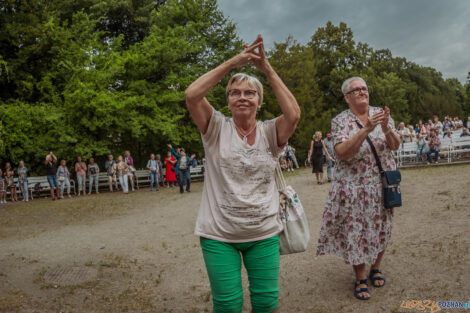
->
[0, 3, 468, 172]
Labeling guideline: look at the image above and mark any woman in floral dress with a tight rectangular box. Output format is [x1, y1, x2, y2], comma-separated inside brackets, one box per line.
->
[316, 77, 400, 300]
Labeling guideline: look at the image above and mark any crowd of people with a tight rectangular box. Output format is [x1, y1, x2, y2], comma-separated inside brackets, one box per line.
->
[0, 147, 199, 203]
[397, 116, 470, 163]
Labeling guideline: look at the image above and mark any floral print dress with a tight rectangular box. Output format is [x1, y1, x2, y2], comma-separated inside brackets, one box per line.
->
[316, 106, 398, 265]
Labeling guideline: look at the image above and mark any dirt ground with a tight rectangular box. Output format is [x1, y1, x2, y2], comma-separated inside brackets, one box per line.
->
[0, 164, 469, 313]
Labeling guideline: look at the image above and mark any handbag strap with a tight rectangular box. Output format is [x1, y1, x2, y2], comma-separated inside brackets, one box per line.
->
[260, 123, 287, 190]
[355, 121, 385, 175]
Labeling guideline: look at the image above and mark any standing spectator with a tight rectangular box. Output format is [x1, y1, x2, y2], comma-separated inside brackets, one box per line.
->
[116, 155, 129, 194]
[124, 150, 136, 192]
[308, 131, 333, 184]
[87, 157, 100, 195]
[317, 77, 400, 301]
[155, 154, 164, 187]
[467, 117, 470, 130]
[169, 145, 196, 193]
[414, 123, 420, 134]
[17, 160, 29, 202]
[75, 156, 87, 196]
[323, 131, 336, 182]
[57, 160, 72, 198]
[397, 122, 411, 143]
[283, 142, 295, 171]
[45, 152, 60, 201]
[0, 170, 6, 204]
[442, 117, 452, 133]
[5, 162, 17, 202]
[105, 154, 118, 192]
[426, 129, 441, 164]
[164, 151, 177, 188]
[146, 153, 159, 191]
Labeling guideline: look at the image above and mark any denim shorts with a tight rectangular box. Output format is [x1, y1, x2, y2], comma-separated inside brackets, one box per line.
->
[47, 175, 59, 189]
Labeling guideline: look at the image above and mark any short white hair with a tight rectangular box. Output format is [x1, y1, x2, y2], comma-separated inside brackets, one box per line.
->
[226, 73, 263, 105]
[341, 77, 367, 95]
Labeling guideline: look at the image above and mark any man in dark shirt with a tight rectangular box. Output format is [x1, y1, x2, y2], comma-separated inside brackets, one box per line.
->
[45, 151, 60, 200]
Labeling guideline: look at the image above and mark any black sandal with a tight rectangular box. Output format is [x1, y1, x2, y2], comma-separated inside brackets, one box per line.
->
[369, 269, 386, 288]
[354, 279, 370, 300]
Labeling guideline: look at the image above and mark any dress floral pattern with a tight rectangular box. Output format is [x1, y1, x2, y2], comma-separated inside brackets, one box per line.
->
[316, 106, 398, 265]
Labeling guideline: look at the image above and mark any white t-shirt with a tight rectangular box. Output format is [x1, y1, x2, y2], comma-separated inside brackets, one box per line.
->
[194, 109, 284, 242]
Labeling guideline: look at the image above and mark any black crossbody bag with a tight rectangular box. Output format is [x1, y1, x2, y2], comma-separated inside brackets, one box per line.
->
[356, 121, 402, 209]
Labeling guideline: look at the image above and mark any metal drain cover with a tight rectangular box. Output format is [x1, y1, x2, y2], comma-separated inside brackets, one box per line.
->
[43, 266, 98, 286]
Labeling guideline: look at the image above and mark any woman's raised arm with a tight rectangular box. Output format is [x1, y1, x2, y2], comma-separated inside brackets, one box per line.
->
[249, 35, 300, 147]
[185, 42, 262, 134]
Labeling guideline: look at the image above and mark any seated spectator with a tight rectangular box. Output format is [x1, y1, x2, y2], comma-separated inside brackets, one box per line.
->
[17, 160, 29, 202]
[442, 127, 452, 137]
[419, 120, 427, 135]
[398, 122, 411, 143]
[428, 121, 435, 133]
[460, 127, 469, 137]
[433, 116, 443, 134]
[407, 125, 416, 142]
[0, 170, 6, 204]
[416, 135, 427, 162]
[454, 117, 463, 129]
[88, 157, 100, 194]
[426, 129, 441, 164]
[57, 160, 72, 198]
[442, 116, 452, 133]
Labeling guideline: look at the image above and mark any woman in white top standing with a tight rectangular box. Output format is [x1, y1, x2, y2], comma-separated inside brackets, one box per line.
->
[185, 35, 300, 313]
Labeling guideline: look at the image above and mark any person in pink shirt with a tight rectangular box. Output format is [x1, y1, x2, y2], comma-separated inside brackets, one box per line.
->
[75, 156, 87, 196]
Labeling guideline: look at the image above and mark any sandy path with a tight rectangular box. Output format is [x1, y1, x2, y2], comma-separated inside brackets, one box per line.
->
[0, 164, 469, 312]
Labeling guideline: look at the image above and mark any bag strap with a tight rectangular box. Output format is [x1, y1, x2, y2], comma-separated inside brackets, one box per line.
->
[355, 121, 385, 176]
[260, 124, 287, 190]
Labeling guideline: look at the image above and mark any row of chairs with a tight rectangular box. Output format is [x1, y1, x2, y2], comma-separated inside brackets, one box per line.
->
[6, 166, 205, 200]
[395, 136, 470, 166]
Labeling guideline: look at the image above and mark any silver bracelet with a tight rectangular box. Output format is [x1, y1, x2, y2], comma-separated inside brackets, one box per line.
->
[384, 127, 392, 136]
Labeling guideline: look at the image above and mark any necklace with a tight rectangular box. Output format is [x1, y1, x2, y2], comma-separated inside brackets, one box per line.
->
[233, 120, 257, 144]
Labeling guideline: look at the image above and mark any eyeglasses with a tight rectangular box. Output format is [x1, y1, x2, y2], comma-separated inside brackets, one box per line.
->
[346, 87, 369, 95]
[228, 89, 258, 99]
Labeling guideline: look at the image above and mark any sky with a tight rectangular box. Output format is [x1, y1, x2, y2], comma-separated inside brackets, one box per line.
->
[218, 0, 470, 84]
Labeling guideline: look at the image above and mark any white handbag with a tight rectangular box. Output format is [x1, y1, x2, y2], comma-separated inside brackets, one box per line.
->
[274, 161, 310, 254]
[261, 124, 310, 254]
